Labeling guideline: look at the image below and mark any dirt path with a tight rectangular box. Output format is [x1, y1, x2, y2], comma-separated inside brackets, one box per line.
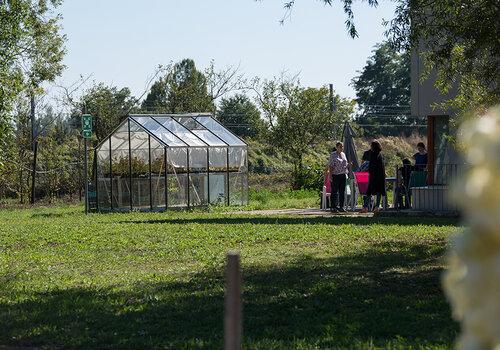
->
[229, 208, 374, 217]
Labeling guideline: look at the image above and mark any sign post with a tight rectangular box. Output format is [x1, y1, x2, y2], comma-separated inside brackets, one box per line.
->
[81, 114, 92, 214]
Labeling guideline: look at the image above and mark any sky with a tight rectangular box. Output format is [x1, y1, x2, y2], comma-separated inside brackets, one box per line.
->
[55, 0, 397, 101]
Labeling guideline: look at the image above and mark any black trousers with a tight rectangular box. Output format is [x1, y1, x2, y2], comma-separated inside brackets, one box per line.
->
[331, 174, 346, 209]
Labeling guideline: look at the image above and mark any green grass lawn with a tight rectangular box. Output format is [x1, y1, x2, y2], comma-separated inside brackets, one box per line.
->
[243, 189, 320, 210]
[0, 204, 461, 349]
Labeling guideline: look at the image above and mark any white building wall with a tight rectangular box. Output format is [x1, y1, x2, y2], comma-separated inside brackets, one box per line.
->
[411, 50, 458, 118]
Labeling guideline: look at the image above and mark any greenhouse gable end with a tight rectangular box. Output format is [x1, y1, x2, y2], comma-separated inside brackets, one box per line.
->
[91, 114, 248, 212]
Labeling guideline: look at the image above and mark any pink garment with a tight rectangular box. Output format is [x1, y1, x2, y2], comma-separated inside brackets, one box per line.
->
[354, 172, 369, 195]
[323, 169, 331, 194]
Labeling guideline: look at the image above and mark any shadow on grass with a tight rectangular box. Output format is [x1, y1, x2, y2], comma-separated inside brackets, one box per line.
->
[116, 216, 460, 227]
[0, 241, 458, 349]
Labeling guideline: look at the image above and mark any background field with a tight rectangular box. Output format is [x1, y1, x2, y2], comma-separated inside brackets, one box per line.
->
[0, 200, 460, 349]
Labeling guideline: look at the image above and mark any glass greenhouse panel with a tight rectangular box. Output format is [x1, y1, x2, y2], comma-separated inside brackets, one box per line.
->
[99, 137, 110, 152]
[174, 116, 201, 130]
[167, 147, 188, 173]
[195, 116, 246, 146]
[209, 173, 227, 205]
[192, 130, 227, 146]
[167, 147, 188, 208]
[229, 173, 248, 205]
[167, 173, 188, 207]
[131, 116, 186, 147]
[228, 147, 247, 172]
[129, 120, 150, 151]
[154, 116, 207, 146]
[130, 140, 150, 210]
[209, 147, 227, 171]
[97, 148, 111, 210]
[189, 147, 208, 172]
[110, 123, 130, 210]
[189, 173, 208, 206]
[129, 121, 150, 209]
[173, 116, 227, 146]
[151, 143, 166, 210]
[110, 123, 130, 151]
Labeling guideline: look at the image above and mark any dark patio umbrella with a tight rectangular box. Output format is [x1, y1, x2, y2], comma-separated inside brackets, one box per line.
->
[341, 121, 359, 176]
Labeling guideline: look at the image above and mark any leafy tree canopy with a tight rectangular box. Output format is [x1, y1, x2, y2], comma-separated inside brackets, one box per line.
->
[0, 0, 65, 166]
[252, 75, 354, 187]
[141, 59, 213, 113]
[389, 0, 499, 113]
[282, 0, 500, 114]
[352, 41, 411, 136]
[217, 94, 266, 138]
[0, 0, 65, 114]
[74, 84, 137, 142]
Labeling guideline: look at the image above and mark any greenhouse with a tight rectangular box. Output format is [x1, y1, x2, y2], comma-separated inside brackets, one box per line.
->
[90, 114, 248, 212]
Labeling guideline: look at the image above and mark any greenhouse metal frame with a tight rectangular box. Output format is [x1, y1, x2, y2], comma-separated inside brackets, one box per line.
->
[91, 114, 248, 212]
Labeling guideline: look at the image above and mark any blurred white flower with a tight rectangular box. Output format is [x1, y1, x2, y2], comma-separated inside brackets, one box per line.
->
[443, 106, 500, 350]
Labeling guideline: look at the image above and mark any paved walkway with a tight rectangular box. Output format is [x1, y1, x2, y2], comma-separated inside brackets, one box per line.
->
[230, 208, 374, 217]
[230, 208, 459, 218]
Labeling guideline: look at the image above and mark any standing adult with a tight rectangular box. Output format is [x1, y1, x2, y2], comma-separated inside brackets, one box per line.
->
[366, 140, 386, 212]
[328, 142, 349, 212]
[413, 142, 428, 170]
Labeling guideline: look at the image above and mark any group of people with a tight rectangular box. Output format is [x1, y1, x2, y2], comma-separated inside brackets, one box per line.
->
[327, 141, 428, 213]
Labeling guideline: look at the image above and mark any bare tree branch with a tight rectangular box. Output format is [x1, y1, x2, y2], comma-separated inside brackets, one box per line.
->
[125, 64, 169, 115]
[54, 74, 94, 112]
[205, 61, 246, 103]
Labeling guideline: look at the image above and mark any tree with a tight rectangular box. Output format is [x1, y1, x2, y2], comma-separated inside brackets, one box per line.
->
[204, 60, 245, 107]
[36, 125, 79, 200]
[0, 0, 65, 169]
[0, 0, 65, 117]
[1, 0, 66, 203]
[0, 98, 30, 201]
[0, 98, 80, 202]
[352, 41, 411, 136]
[281, 0, 500, 114]
[141, 59, 213, 113]
[388, 0, 499, 114]
[74, 84, 137, 142]
[217, 94, 266, 138]
[281, 0, 377, 38]
[252, 75, 354, 187]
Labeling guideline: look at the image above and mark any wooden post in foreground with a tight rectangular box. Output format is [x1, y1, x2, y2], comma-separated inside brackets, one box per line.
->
[224, 251, 241, 350]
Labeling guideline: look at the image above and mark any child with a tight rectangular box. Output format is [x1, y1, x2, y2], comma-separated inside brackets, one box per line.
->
[396, 158, 413, 209]
[358, 149, 371, 171]
[413, 142, 428, 170]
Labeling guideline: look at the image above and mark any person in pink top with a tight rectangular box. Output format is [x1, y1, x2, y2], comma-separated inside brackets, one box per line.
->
[328, 142, 351, 212]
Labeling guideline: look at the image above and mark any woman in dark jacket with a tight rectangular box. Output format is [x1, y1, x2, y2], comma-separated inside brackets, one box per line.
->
[366, 140, 386, 212]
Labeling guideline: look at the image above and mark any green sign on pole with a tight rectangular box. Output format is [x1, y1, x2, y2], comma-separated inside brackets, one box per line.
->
[81, 114, 93, 214]
[81, 114, 92, 213]
[81, 114, 92, 139]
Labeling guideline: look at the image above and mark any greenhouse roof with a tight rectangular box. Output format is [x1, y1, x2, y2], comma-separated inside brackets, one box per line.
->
[102, 114, 247, 149]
